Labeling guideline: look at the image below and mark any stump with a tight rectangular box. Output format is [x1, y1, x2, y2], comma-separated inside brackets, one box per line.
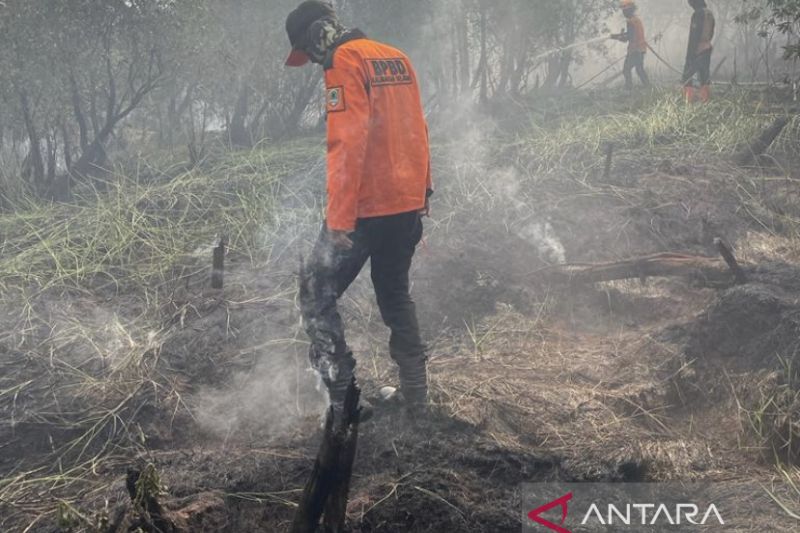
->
[211, 237, 227, 289]
[291, 379, 361, 533]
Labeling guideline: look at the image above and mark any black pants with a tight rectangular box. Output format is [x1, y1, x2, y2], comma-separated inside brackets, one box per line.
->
[684, 49, 712, 86]
[300, 210, 426, 386]
[624, 51, 650, 89]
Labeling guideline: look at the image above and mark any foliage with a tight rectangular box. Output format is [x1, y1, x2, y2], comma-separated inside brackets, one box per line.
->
[739, 0, 800, 59]
[0, 0, 192, 192]
[0, 0, 623, 201]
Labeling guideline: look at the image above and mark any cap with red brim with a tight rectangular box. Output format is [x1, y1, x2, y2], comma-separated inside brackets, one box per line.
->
[285, 48, 311, 67]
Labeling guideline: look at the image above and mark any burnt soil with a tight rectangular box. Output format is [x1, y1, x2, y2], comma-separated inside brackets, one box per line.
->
[3, 92, 800, 532]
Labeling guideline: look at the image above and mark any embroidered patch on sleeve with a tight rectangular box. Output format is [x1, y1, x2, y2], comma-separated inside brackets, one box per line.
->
[326, 86, 345, 113]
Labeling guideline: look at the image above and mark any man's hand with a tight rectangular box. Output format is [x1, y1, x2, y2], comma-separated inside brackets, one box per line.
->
[329, 229, 354, 250]
[610, 28, 628, 42]
[420, 189, 433, 217]
[419, 197, 431, 217]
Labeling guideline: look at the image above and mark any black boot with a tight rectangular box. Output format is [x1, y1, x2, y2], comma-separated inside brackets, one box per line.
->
[398, 358, 428, 415]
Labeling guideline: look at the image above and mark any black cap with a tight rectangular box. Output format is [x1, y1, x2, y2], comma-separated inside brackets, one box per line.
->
[286, 1, 335, 49]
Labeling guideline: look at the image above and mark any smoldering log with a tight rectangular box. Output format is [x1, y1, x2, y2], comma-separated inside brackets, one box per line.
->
[735, 116, 789, 167]
[541, 252, 741, 286]
[291, 379, 361, 533]
[290, 414, 337, 533]
[322, 382, 361, 533]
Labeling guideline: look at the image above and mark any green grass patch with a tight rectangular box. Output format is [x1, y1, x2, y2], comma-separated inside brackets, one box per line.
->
[0, 139, 324, 295]
[519, 88, 791, 178]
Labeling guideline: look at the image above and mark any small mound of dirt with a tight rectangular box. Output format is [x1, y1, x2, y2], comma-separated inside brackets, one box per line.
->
[662, 262, 800, 464]
[683, 263, 800, 365]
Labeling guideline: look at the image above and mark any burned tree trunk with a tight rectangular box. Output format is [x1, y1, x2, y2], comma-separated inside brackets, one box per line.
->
[541, 252, 742, 287]
[322, 417, 359, 533]
[456, 1, 471, 95]
[735, 116, 789, 166]
[291, 380, 361, 533]
[71, 47, 163, 179]
[229, 84, 252, 148]
[19, 90, 45, 186]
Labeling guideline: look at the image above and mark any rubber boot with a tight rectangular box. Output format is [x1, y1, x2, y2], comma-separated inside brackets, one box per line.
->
[683, 85, 695, 104]
[698, 85, 711, 103]
[398, 359, 428, 416]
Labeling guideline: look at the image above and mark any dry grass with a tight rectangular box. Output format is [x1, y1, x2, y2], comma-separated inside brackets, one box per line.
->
[0, 140, 322, 294]
[765, 464, 800, 520]
[0, 140, 325, 529]
[739, 353, 800, 465]
[2, 87, 800, 529]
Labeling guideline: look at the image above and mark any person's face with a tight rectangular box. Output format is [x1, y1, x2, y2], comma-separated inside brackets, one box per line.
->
[300, 19, 330, 64]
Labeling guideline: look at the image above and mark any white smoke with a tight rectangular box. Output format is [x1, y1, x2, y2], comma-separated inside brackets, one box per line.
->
[489, 166, 567, 265]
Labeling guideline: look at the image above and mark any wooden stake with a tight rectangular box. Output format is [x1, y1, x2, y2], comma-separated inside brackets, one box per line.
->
[603, 142, 614, 181]
[714, 238, 747, 285]
[211, 236, 227, 289]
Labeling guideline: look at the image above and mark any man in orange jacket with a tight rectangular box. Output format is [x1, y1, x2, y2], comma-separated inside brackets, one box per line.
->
[611, 0, 650, 91]
[285, 1, 432, 419]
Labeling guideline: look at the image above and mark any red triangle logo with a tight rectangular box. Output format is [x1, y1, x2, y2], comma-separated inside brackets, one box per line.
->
[527, 492, 573, 533]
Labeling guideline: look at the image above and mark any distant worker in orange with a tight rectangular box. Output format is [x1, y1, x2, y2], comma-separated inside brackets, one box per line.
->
[611, 0, 650, 91]
[683, 0, 716, 103]
[284, 1, 432, 420]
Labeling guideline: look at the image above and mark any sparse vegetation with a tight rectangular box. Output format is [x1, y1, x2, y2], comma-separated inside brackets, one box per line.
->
[744, 353, 800, 464]
[2, 1, 800, 528]
[2, 86, 800, 530]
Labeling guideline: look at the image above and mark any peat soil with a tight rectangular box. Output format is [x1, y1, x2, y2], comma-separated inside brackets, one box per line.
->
[4, 97, 800, 531]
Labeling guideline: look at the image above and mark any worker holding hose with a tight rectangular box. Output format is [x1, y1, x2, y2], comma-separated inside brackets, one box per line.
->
[284, 1, 432, 421]
[611, 0, 651, 91]
[683, 0, 716, 103]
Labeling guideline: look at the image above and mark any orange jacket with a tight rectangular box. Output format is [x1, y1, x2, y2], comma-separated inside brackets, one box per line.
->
[324, 35, 431, 232]
[626, 15, 647, 54]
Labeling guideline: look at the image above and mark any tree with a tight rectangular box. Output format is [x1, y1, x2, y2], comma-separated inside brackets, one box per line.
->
[761, 0, 800, 59]
[0, 0, 191, 192]
[739, 0, 800, 60]
[0, 0, 657, 201]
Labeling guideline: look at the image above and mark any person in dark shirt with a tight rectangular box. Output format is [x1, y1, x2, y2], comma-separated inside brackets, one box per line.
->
[683, 0, 716, 103]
